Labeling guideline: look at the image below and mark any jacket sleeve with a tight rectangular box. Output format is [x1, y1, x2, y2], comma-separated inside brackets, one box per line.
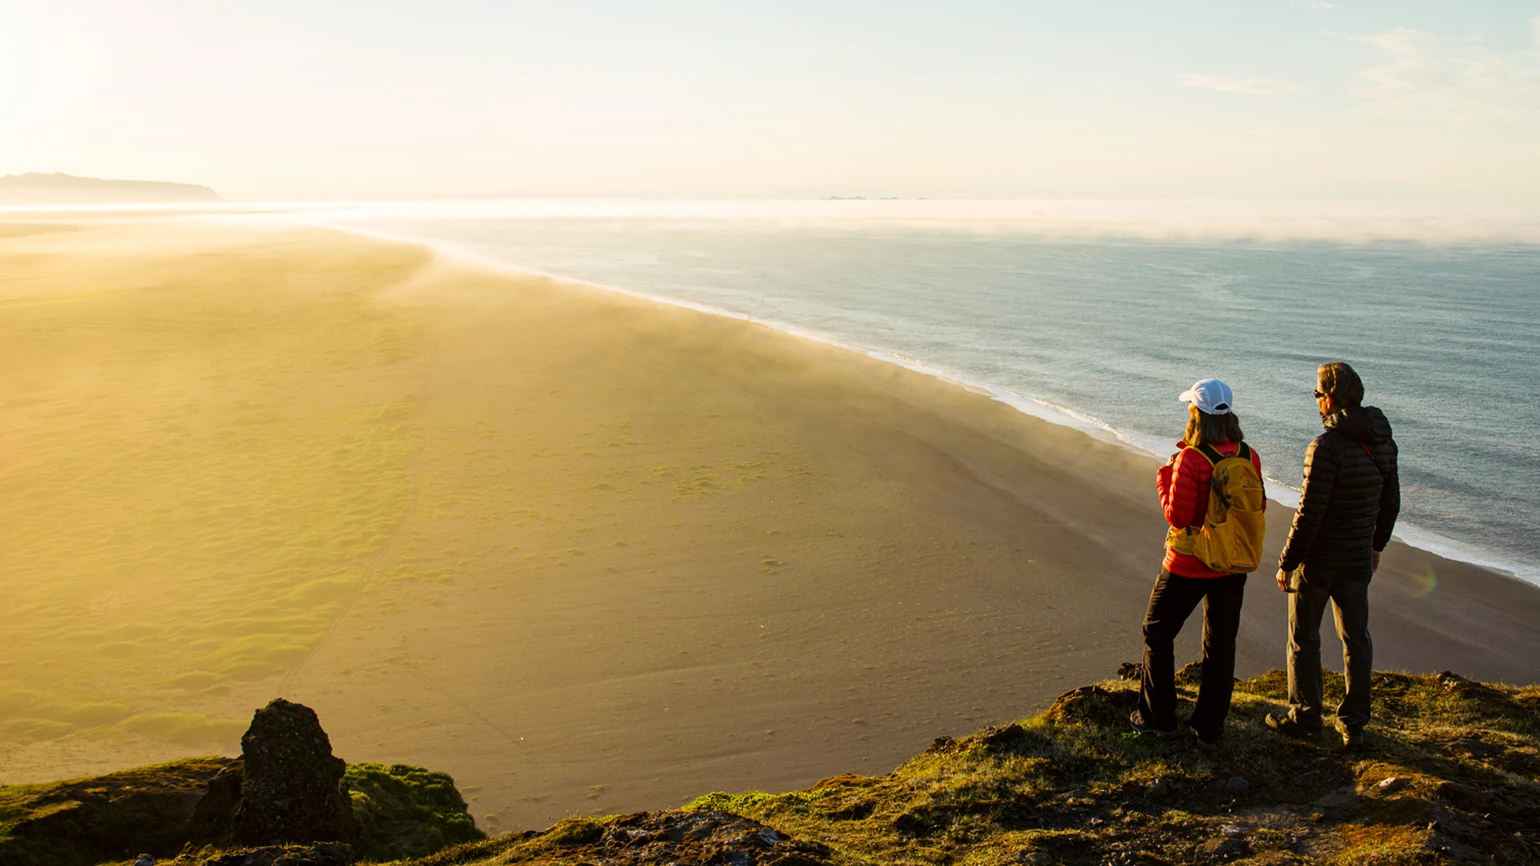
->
[1373, 440, 1401, 551]
[1159, 448, 1204, 529]
[1280, 436, 1337, 572]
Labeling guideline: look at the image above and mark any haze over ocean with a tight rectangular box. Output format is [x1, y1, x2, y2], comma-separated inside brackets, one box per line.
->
[312, 201, 1540, 586]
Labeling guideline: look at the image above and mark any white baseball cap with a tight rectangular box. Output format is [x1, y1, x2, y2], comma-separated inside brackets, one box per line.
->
[1179, 378, 1234, 415]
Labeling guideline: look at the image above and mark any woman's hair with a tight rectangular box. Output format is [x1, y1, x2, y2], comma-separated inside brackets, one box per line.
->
[1318, 361, 1364, 408]
[1185, 403, 1245, 447]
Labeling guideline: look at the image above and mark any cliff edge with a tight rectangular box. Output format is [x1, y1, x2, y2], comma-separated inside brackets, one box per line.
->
[3, 668, 1537, 865]
[426, 667, 1540, 866]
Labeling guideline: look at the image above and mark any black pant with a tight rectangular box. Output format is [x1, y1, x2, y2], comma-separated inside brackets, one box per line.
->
[1138, 569, 1247, 742]
[1287, 570, 1373, 731]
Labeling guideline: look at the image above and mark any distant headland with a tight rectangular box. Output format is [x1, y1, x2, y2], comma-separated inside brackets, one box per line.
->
[0, 172, 223, 205]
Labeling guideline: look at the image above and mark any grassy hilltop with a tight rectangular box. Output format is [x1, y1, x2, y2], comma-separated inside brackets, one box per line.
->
[417, 667, 1540, 866]
[3, 667, 1538, 865]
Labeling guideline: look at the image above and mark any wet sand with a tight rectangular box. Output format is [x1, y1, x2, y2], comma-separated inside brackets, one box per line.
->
[2, 217, 1538, 832]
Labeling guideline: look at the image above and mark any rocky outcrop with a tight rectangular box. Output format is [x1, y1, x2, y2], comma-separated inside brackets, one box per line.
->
[1, 702, 478, 866]
[185, 843, 356, 866]
[504, 811, 839, 866]
[182, 699, 360, 846]
[230, 699, 358, 845]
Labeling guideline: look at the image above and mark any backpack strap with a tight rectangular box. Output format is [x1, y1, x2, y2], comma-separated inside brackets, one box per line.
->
[1196, 442, 1248, 511]
[1358, 441, 1385, 480]
[1192, 442, 1249, 465]
[1327, 430, 1384, 479]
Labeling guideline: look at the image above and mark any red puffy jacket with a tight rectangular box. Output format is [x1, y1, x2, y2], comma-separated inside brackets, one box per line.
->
[1156, 441, 1265, 578]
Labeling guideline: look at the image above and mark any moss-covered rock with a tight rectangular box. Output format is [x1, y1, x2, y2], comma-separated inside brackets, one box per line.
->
[345, 763, 483, 861]
[0, 758, 481, 866]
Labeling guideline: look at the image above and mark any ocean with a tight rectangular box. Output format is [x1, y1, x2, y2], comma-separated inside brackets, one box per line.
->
[302, 200, 1540, 586]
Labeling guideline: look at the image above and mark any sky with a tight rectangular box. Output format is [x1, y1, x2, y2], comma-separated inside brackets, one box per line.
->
[2, 0, 1539, 201]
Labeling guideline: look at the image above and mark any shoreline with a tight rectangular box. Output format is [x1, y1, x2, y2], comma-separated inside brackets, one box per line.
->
[300, 215, 1540, 589]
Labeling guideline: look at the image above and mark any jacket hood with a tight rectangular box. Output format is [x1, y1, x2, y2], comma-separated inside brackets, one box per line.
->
[1324, 405, 1393, 446]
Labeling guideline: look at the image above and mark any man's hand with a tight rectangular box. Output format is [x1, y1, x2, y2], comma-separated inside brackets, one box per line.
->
[1276, 568, 1292, 593]
[1372, 550, 1381, 574]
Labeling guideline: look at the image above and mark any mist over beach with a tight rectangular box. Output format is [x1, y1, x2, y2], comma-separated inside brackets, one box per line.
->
[5, 1, 1540, 859]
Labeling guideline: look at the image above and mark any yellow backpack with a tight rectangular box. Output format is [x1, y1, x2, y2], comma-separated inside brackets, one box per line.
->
[1165, 443, 1267, 574]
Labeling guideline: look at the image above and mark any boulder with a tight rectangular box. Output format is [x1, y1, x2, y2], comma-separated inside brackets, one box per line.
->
[231, 699, 358, 845]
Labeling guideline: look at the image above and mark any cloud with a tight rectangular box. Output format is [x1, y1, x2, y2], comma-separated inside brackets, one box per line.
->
[1360, 27, 1443, 55]
[1351, 26, 1540, 123]
[1295, 1, 1337, 9]
[1181, 73, 1299, 95]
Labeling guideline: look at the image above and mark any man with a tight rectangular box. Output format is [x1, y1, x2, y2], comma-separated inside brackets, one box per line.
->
[1266, 362, 1399, 749]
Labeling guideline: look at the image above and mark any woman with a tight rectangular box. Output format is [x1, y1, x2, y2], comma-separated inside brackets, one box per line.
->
[1130, 378, 1264, 751]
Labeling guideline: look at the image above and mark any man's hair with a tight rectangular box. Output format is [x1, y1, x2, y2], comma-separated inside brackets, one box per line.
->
[1185, 405, 1245, 447]
[1318, 361, 1365, 408]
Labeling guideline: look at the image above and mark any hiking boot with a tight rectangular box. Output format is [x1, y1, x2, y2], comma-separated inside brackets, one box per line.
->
[1340, 725, 1366, 750]
[1190, 726, 1219, 753]
[1129, 711, 1180, 740]
[1265, 711, 1321, 741]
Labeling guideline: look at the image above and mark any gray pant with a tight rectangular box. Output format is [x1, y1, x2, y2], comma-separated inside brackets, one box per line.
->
[1286, 573, 1373, 731]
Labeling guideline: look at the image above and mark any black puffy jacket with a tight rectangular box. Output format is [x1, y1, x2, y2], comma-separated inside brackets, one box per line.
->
[1279, 405, 1400, 577]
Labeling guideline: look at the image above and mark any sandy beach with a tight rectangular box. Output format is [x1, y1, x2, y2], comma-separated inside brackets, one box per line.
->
[3, 216, 1538, 832]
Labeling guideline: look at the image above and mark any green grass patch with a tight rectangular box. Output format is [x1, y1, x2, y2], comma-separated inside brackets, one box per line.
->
[346, 762, 485, 860]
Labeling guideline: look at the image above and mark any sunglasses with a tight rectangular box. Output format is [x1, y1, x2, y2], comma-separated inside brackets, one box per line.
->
[1314, 389, 1327, 399]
